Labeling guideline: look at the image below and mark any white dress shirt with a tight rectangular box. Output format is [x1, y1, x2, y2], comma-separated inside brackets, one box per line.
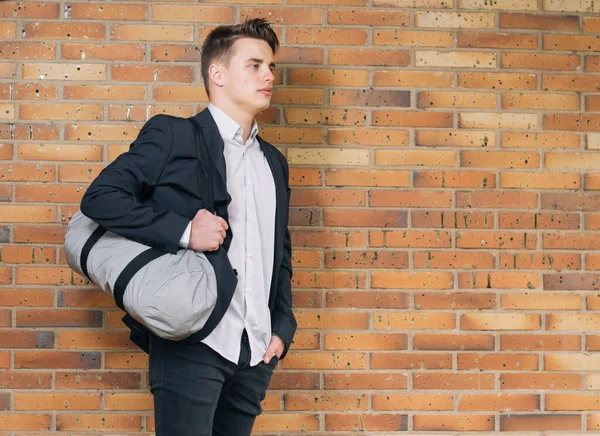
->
[180, 104, 276, 366]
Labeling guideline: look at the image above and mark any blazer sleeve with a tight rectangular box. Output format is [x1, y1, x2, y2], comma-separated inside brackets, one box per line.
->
[271, 155, 297, 359]
[80, 115, 190, 254]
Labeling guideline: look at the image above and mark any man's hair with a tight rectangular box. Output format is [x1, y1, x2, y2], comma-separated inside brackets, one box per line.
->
[201, 18, 279, 97]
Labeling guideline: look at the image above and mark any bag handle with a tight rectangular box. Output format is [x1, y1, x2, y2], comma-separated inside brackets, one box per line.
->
[188, 117, 215, 213]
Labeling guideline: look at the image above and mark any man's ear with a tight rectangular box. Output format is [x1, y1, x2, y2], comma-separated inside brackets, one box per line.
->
[208, 64, 224, 88]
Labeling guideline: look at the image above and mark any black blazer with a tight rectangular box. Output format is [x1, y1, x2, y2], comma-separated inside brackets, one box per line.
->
[80, 108, 296, 358]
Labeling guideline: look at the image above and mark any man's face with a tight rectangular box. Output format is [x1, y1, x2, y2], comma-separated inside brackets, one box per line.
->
[216, 37, 275, 117]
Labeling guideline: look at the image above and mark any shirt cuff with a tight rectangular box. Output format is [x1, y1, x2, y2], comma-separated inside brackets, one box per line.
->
[179, 222, 192, 249]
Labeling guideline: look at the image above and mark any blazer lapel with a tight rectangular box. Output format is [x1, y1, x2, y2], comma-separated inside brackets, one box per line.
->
[259, 136, 287, 298]
[194, 108, 227, 191]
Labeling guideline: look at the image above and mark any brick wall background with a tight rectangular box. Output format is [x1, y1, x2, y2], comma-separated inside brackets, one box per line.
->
[1, 0, 600, 434]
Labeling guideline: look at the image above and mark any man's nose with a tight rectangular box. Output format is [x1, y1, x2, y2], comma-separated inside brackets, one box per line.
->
[265, 68, 275, 82]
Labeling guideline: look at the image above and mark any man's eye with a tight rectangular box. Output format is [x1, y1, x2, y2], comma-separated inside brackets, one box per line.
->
[251, 64, 259, 69]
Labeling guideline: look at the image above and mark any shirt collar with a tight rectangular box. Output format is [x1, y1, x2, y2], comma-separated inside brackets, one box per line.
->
[208, 103, 259, 143]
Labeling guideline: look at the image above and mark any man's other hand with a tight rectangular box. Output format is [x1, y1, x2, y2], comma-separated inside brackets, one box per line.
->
[188, 209, 228, 252]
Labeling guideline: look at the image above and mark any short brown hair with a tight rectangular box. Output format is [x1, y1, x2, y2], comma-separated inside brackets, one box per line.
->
[201, 18, 279, 97]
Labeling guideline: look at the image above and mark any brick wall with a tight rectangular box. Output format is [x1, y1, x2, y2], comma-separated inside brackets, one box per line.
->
[1, 0, 599, 434]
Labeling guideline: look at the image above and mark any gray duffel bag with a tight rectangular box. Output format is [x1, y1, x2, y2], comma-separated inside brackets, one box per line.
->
[64, 210, 218, 341]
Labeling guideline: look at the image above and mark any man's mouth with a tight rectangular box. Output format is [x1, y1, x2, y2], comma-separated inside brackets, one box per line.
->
[259, 88, 273, 95]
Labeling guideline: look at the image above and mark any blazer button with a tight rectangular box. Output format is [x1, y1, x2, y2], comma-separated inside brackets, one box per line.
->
[233, 269, 238, 276]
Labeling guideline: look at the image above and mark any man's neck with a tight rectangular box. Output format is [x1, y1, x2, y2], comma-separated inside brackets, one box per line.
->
[209, 100, 255, 143]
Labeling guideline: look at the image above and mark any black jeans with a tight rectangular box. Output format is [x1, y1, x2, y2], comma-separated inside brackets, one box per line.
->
[149, 330, 278, 436]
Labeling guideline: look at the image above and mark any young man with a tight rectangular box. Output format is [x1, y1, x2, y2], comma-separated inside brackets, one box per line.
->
[80, 19, 296, 436]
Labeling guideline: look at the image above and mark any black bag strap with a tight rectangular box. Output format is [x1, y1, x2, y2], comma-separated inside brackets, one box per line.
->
[113, 247, 165, 310]
[188, 116, 215, 212]
[79, 225, 107, 282]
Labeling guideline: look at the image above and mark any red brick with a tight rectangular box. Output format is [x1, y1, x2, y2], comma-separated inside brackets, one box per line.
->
[500, 13, 580, 31]
[374, 71, 453, 87]
[459, 394, 539, 411]
[62, 43, 145, 61]
[459, 72, 537, 90]
[501, 373, 582, 390]
[1, 246, 55, 264]
[104, 392, 153, 411]
[20, 103, 102, 121]
[0, 414, 51, 431]
[286, 393, 368, 411]
[0, 2, 60, 19]
[296, 312, 369, 330]
[23, 22, 104, 40]
[419, 91, 496, 108]
[15, 393, 100, 410]
[376, 149, 456, 166]
[112, 65, 193, 83]
[14, 351, 101, 369]
[325, 373, 407, 390]
[414, 372, 495, 390]
[506, 252, 581, 271]
[325, 413, 407, 431]
[502, 92, 580, 110]
[374, 312, 454, 330]
[585, 55, 600, 72]
[324, 210, 407, 228]
[288, 28, 367, 45]
[462, 313, 541, 330]
[329, 128, 408, 146]
[325, 250, 407, 269]
[502, 132, 581, 149]
[326, 291, 409, 309]
[503, 52, 581, 70]
[152, 5, 234, 22]
[111, 24, 193, 42]
[414, 414, 495, 431]
[501, 334, 581, 351]
[11, 84, 57, 100]
[544, 74, 600, 92]
[329, 8, 408, 25]
[542, 193, 600, 212]
[372, 272, 453, 290]
[458, 32, 537, 49]
[414, 170, 495, 188]
[283, 352, 367, 370]
[373, 393, 453, 411]
[545, 34, 600, 51]
[501, 172, 580, 190]
[371, 352, 452, 370]
[0, 42, 55, 60]
[413, 333, 493, 350]
[413, 251, 495, 269]
[373, 30, 453, 47]
[459, 353, 539, 370]
[290, 68, 369, 87]
[331, 90, 409, 107]
[66, 3, 148, 20]
[0, 371, 52, 389]
[326, 169, 409, 187]
[370, 190, 452, 208]
[241, 7, 322, 24]
[500, 414, 581, 431]
[55, 414, 142, 431]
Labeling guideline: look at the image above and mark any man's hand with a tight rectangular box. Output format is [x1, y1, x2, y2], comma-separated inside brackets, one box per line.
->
[188, 209, 228, 252]
[263, 335, 285, 364]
